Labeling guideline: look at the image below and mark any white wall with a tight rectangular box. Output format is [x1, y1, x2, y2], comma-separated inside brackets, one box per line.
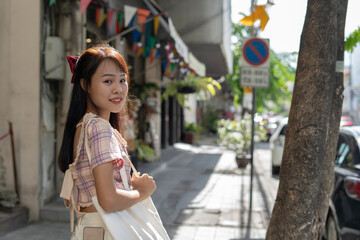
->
[184, 94, 197, 125]
[350, 45, 360, 123]
[0, 0, 41, 220]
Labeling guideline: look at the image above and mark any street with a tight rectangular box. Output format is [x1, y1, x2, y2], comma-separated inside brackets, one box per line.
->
[0, 141, 280, 240]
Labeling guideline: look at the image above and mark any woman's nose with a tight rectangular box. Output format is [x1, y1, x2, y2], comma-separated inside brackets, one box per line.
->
[113, 82, 122, 94]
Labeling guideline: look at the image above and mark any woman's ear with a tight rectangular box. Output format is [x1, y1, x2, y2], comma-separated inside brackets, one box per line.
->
[80, 78, 87, 91]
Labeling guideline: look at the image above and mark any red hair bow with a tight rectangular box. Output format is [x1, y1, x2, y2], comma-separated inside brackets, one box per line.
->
[66, 56, 79, 84]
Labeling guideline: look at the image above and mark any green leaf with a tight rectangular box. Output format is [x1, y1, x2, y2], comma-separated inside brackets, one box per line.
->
[206, 84, 216, 96]
[345, 26, 360, 52]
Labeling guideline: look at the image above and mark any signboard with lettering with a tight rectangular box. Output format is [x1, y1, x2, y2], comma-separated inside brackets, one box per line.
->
[240, 38, 270, 88]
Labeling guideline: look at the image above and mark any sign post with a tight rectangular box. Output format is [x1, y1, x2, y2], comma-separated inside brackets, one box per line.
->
[240, 37, 270, 214]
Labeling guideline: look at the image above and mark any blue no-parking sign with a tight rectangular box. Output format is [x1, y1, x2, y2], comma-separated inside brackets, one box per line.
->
[241, 38, 270, 88]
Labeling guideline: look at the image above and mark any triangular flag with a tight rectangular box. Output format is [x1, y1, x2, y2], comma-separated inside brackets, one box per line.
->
[101, 13, 107, 27]
[137, 47, 144, 57]
[145, 21, 151, 47]
[239, 5, 269, 31]
[150, 37, 157, 50]
[80, 0, 92, 15]
[144, 46, 149, 57]
[118, 12, 124, 26]
[116, 12, 124, 34]
[96, 8, 100, 26]
[155, 49, 160, 58]
[124, 5, 137, 27]
[108, 10, 114, 28]
[132, 30, 141, 44]
[49, 0, 56, 6]
[154, 16, 159, 36]
[149, 49, 155, 63]
[170, 63, 175, 73]
[162, 60, 168, 71]
[137, 8, 150, 25]
[129, 15, 135, 28]
[96, 8, 107, 27]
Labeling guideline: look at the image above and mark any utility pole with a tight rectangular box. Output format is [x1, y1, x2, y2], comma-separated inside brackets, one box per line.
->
[249, 0, 256, 217]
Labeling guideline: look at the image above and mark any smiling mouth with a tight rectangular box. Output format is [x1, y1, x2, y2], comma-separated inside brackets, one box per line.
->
[110, 98, 122, 103]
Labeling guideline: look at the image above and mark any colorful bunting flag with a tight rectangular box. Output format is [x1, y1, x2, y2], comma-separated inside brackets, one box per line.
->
[143, 46, 149, 57]
[124, 5, 137, 27]
[239, 5, 269, 31]
[95, 8, 107, 27]
[116, 12, 124, 34]
[150, 37, 157, 49]
[144, 21, 152, 57]
[137, 47, 144, 57]
[150, 49, 155, 63]
[154, 16, 159, 36]
[132, 29, 141, 45]
[108, 10, 114, 28]
[162, 60, 168, 72]
[129, 15, 135, 28]
[137, 8, 151, 25]
[96, 8, 100, 26]
[80, 0, 92, 14]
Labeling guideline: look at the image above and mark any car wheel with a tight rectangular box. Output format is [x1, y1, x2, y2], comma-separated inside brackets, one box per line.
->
[326, 215, 338, 240]
[272, 166, 280, 175]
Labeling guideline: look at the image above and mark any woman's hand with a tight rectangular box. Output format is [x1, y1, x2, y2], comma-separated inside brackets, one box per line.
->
[131, 173, 156, 199]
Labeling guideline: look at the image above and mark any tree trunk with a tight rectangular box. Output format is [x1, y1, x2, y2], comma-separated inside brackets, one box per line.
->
[265, 0, 348, 239]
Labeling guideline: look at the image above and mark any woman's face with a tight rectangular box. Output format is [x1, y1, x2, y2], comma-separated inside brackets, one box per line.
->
[85, 59, 128, 120]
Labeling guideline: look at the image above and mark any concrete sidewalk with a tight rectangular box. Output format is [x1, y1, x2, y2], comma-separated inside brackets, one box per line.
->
[0, 139, 272, 240]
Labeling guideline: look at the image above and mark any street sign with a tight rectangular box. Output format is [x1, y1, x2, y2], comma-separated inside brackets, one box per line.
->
[241, 38, 270, 88]
[242, 38, 270, 67]
[241, 67, 269, 88]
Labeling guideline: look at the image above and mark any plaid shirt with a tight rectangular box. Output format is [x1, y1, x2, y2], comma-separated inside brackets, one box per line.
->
[75, 117, 131, 206]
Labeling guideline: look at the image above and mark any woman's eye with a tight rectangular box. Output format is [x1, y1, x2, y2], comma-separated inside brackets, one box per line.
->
[104, 80, 112, 84]
[120, 79, 126, 83]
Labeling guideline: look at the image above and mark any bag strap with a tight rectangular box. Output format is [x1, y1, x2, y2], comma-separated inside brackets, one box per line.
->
[60, 118, 88, 232]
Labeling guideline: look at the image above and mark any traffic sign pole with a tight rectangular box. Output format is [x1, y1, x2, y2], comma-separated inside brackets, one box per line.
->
[249, 0, 255, 222]
[240, 37, 270, 216]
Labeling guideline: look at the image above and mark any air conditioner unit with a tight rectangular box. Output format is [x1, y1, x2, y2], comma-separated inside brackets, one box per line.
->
[45, 36, 65, 80]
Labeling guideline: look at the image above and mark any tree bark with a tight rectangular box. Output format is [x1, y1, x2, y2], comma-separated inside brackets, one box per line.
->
[265, 0, 348, 239]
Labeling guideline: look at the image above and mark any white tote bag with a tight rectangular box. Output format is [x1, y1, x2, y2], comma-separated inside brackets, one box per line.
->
[84, 119, 170, 240]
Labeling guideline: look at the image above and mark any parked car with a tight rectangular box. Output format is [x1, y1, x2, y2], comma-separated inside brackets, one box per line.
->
[340, 116, 354, 127]
[265, 116, 285, 142]
[323, 126, 360, 240]
[269, 118, 288, 175]
[270, 120, 360, 238]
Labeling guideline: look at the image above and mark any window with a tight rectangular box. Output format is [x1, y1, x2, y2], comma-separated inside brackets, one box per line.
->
[336, 133, 360, 168]
[335, 142, 350, 166]
[280, 125, 287, 136]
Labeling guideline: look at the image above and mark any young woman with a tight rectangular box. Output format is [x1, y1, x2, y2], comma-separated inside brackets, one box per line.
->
[58, 44, 157, 239]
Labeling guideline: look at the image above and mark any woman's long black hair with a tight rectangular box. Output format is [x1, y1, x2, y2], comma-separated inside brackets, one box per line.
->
[58, 44, 130, 173]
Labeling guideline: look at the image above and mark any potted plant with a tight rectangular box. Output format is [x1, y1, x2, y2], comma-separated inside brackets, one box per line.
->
[162, 73, 221, 107]
[184, 123, 202, 144]
[217, 114, 252, 168]
[135, 140, 157, 162]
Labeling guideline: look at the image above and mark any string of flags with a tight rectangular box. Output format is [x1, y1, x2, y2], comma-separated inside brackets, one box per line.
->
[49, 0, 206, 77]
